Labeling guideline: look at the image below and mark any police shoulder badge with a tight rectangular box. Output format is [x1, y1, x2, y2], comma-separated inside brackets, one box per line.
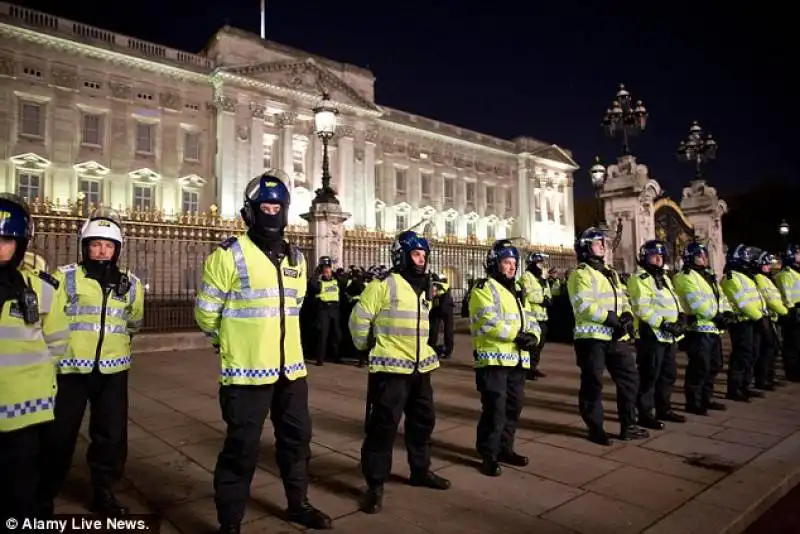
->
[283, 267, 299, 278]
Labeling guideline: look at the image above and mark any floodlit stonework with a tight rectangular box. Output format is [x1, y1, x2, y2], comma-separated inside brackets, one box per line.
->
[0, 3, 578, 246]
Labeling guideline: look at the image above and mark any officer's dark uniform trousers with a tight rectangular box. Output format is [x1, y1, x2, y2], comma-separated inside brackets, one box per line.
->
[428, 298, 454, 357]
[1, 424, 49, 520]
[214, 376, 311, 525]
[635, 326, 678, 416]
[475, 364, 526, 460]
[684, 332, 722, 409]
[314, 303, 340, 364]
[531, 322, 548, 372]
[574, 340, 639, 433]
[40, 369, 129, 501]
[782, 320, 800, 380]
[753, 319, 778, 387]
[362, 371, 435, 484]
[727, 321, 756, 396]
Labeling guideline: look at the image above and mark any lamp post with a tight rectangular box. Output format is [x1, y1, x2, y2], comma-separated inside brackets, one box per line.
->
[779, 219, 790, 248]
[601, 84, 648, 155]
[589, 156, 607, 227]
[312, 92, 340, 206]
[676, 121, 717, 183]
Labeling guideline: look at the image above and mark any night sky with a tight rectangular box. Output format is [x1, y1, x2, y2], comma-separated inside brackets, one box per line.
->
[18, 0, 796, 201]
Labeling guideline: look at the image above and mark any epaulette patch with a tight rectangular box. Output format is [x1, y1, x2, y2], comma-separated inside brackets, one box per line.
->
[38, 270, 60, 289]
[639, 272, 650, 280]
[219, 236, 238, 250]
[475, 277, 488, 289]
[576, 264, 586, 270]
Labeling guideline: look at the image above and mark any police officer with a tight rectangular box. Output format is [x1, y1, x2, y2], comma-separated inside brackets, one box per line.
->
[775, 244, 800, 382]
[350, 230, 450, 515]
[673, 242, 731, 415]
[627, 240, 686, 430]
[519, 252, 552, 380]
[429, 274, 455, 359]
[195, 170, 332, 532]
[721, 245, 767, 402]
[567, 227, 648, 445]
[308, 256, 341, 366]
[753, 251, 787, 390]
[0, 194, 68, 522]
[469, 240, 540, 477]
[39, 208, 144, 517]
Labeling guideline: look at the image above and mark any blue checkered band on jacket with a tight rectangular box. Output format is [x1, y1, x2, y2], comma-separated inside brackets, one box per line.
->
[0, 396, 55, 420]
[220, 360, 307, 380]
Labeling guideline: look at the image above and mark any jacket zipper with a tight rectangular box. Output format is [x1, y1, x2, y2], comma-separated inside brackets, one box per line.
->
[512, 284, 525, 362]
[277, 262, 287, 375]
[94, 285, 111, 369]
[414, 294, 421, 373]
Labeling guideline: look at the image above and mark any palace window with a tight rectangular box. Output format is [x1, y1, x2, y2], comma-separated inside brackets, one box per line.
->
[16, 172, 41, 201]
[445, 219, 456, 236]
[444, 178, 454, 204]
[465, 182, 475, 203]
[394, 168, 407, 194]
[485, 185, 495, 207]
[396, 213, 408, 232]
[263, 134, 275, 169]
[135, 123, 154, 154]
[19, 102, 44, 138]
[374, 164, 382, 198]
[486, 223, 495, 240]
[181, 189, 199, 214]
[375, 209, 384, 231]
[82, 114, 103, 146]
[292, 143, 306, 176]
[534, 190, 542, 221]
[421, 174, 432, 201]
[467, 220, 477, 237]
[133, 184, 153, 212]
[184, 131, 200, 161]
[505, 188, 513, 213]
[79, 179, 102, 205]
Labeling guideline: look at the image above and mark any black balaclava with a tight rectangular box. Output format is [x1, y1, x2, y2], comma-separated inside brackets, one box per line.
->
[248, 202, 287, 259]
[81, 239, 122, 287]
[0, 237, 28, 312]
[527, 262, 543, 278]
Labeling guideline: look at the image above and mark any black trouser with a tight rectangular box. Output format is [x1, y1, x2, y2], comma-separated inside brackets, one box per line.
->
[529, 322, 548, 374]
[428, 311, 454, 357]
[783, 321, 800, 379]
[214, 377, 311, 526]
[684, 332, 721, 409]
[475, 365, 526, 460]
[1, 423, 49, 521]
[39, 370, 129, 504]
[635, 327, 678, 417]
[754, 320, 778, 387]
[313, 305, 340, 364]
[573, 339, 638, 434]
[339, 301, 357, 360]
[361, 372, 435, 485]
[727, 321, 756, 395]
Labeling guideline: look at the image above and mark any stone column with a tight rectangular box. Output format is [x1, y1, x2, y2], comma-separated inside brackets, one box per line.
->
[336, 127, 355, 226]
[680, 179, 728, 274]
[301, 202, 351, 267]
[213, 95, 239, 218]
[516, 156, 530, 241]
[277, 113, 295, 178]
[364, 129, 378, 229]
[249, 103, 266, 178]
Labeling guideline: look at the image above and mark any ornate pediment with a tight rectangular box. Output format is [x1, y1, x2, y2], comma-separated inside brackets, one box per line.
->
[128, 168, 161, 182]
[178, 174, 207, 188]
[530, 145, 579, 170]
[73, 161, 110, 177]
[225, 58, 380, 113]
[10, 152, 51, 170]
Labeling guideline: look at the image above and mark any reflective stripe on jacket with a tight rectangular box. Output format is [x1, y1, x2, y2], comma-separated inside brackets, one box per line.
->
[519, 271, 550, 321]
[54, 265, 144, 374]
[469, 277, 539, 368]
[673, 268, 722, 334]
[318, 279, 340, 303]
[721, 270, 765, 322]
[349, 273, 438, 374]
[755, 273, 788, 322]
[195, 234, 308, 385]
[567, 263, 632, 341]
[627, 268, 683, 343]
[775, 267, 800, 308]
[1, 268, 69, 432]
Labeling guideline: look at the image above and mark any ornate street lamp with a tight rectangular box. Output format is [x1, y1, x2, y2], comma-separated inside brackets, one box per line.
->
[779, 219, 790, 247]
[312, 92, 340, 205]
[601, 84, 648, 155]
[676, 121, 717, 182]
[589, 156, 607, 225]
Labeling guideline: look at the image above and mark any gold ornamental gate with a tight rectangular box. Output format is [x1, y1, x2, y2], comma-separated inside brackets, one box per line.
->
[653, 198, 696, 270]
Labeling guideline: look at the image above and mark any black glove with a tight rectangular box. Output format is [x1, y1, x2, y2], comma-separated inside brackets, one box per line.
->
[541, 297, 553, 308]
[514, 331, 539, 352]
[660, 321, 682, 336]
[712, 313, 726, 330]
[620, 311, 634, 325]
[758, 316, 772, 332]
[604, 311, 621, 329]
[624, 320, 636, 339]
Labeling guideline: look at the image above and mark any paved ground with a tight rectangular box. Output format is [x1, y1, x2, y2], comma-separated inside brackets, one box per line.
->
[58, 335, 800, 533]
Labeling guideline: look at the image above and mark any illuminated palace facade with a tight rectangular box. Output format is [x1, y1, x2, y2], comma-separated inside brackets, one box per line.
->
[0, 3, 578, 246]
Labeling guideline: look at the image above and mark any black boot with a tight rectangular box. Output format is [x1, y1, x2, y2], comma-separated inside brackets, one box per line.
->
[657, 411, 686, 423]
[359, 484, 383, 514]
[587, 429, 612, 446]
[409, 471, 450, 490]
[498, 450, 529, 466]
[217, 523, 241, 534]
[288, 501, 333, 529]
[706, 401, 726, 411]
[480, 459, 502, 477]
[637, 415, 665, 430]
[89, 487, 128, 517]
[619, 425, 650, 441]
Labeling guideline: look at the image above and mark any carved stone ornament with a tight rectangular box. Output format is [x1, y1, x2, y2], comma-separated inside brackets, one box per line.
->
[0, 55, 16, 77]
[364, 128, 379, 144]
[354, 148, 365, 162]
[236, 125, 250, 141]
[50, 66, 78, 89]
[336, 125, 355, 138]
[216, 95, 238, 113]
[108, 81, 132, 100]
[276, 112, 296, 128]
[380, 139, 394, 154]
[249, 102, 266, 120]
[159, 92, 181, 110]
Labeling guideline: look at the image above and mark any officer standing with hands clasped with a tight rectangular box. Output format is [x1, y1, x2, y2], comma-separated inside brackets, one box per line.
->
[39, 208, 145, 517]
[519, 251, 552, 380]
[673, 242, 731, 415]
[469, 240, 540, 477]
[775, 244, 800, 382]
[195, 170, 332, 533]
[753, 251, 787, 390]
[0, 194, 68, 523]
[350, 230, 450, 515]
[567, 227, 649, 445]
[626, 240, 686, 430]
[308, 256, 341, 366]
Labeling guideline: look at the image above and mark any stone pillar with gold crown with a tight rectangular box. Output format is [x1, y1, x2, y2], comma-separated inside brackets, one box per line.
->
[679, 179, 728, 275]
[301, 202, 351, 268]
